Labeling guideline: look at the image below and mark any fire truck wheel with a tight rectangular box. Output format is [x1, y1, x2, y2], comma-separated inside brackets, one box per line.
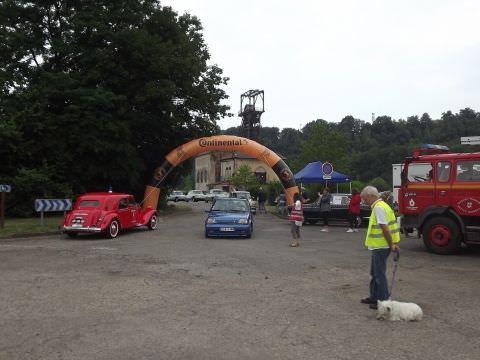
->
[422, 216, 461, 254]
[106, 219, 120, 239]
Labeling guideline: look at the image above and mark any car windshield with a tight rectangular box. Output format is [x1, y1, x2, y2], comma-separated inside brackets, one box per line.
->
[211, 199, 248, 212]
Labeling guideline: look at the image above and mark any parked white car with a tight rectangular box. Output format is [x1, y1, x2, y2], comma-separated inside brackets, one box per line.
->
[167, 190, 188, 202]
[186, 190, 208, 202]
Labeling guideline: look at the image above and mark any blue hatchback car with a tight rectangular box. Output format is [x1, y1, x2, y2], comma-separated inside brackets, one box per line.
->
[205, 198, 254, 238]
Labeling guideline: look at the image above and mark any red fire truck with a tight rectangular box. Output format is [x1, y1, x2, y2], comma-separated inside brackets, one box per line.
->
[399, 144, 480, 254]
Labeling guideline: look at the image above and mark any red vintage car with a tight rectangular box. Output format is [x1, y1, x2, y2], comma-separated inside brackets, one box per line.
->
[62, 192, 158, 238]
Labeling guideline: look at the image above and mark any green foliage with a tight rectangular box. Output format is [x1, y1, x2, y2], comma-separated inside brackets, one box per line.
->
[6, 168, 73, 217]
[264, 181, 284, 205]
[294, 120, 351, 173]
[181, 173, 195, 192]
[350, 180, 366, 193]
[2, 2, 479, 217]
[222, 126, 302, 164]
[368, 177, 390, 191]
[230, 164, 260, 192]
[1, 1, 229, 215]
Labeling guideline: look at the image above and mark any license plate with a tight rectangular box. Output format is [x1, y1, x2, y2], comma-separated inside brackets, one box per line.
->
[220, 227, 235, 232]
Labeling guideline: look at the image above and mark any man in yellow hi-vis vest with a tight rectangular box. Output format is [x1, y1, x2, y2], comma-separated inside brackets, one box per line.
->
[360, 186, 400, 309]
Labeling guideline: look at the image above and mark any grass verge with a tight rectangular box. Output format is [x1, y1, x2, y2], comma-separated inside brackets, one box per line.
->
[0, 204, 193, 238]
[0, 215, 63, 238]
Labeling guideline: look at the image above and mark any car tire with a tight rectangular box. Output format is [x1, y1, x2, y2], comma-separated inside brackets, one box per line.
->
[148, 214, 158, 230]
[106, 219, 120, 239]
[174, 198, 178, 202]
[66, 232, 77, 238]
[246, 224, 253, 238]
[356, 216, 363, 228]
[422, 216, 461, 255]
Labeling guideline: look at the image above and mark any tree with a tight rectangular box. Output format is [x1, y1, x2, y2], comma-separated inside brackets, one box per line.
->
[294, 121, 350, 173]
[277, 127, 302, 160]
[0, 1, 229, 214]
[257, 127, 280, 151]
[369, 177, 389, 191]
[230, 164, 260, 192]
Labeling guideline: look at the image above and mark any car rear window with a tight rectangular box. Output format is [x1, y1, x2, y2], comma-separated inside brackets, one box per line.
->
[79, 200, 100, 207]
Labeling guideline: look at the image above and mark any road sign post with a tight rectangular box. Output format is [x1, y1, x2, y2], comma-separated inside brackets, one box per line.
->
[0, 185, 12, 229]
[0, 192, 5, 229]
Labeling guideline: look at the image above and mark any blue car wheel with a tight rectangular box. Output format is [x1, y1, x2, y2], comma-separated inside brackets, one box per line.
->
[246, 224, 253, 238]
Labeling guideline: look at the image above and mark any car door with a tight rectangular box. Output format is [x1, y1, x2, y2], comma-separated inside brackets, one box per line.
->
[128, 196, 140, 226]
[117, 197, 134, 229]
[402, 162, 434, 216]
[434, 160, 452, 207]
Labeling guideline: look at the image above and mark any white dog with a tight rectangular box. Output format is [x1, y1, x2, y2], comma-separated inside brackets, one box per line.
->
[376, 300, 423, 321]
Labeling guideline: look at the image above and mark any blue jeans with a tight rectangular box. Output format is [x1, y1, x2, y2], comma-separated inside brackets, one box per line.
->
[369, 248, 391, 301]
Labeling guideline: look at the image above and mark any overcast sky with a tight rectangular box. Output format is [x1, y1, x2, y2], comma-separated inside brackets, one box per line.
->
[162, 0, 480, 130]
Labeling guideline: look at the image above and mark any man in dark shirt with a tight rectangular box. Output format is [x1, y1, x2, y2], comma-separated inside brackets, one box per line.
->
[257, 187, 267, 214]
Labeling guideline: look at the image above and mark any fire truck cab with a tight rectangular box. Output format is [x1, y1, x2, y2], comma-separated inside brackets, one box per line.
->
[400, 144, 480, 254]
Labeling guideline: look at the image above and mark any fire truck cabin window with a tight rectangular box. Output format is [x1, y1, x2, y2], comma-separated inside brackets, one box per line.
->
[456, 160, 480, 182]
[437, 161, 451, 182]
[408, 163, 433, 183]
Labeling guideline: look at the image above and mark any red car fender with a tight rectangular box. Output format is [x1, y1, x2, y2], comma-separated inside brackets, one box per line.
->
[139, 209, 157, 225]
[100, 214, 119, 230]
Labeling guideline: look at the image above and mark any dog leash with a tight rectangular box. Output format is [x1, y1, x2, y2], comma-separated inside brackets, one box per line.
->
[389, 250, 400, 298]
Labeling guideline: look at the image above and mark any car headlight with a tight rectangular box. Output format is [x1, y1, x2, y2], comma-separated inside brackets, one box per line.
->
[238, 218, 249, 224]
[207, 218, 216, 224]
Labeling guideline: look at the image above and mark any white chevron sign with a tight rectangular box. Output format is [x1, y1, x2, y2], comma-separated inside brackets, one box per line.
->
[35, 199, 72, 212]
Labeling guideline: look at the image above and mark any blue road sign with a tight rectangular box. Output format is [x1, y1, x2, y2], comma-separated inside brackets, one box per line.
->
[35, 199, 72, 212]
[0, 184, 12, 192]
[322, 162, 334, 180]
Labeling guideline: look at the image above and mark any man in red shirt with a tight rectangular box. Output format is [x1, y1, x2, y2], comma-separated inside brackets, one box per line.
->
[347, 188, 361, 232]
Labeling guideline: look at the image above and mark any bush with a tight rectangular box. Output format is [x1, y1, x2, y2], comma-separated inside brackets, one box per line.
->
[368, 177, 390, 191]
[264, 181, 283, 205]
[350, 180, 365, 193]
[6, 168, 73, 217]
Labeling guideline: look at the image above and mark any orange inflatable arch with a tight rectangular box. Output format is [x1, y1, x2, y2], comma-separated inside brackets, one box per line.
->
[143, 135, 299, 209]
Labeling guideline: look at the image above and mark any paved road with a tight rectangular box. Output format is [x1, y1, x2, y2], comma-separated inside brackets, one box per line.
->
[1, 202, 479, 360]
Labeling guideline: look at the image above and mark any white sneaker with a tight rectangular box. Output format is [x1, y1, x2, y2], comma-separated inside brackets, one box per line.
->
[346, 228, 354, 233]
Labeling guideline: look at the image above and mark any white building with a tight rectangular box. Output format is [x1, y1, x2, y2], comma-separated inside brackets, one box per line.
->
[194, 151, 281, 191]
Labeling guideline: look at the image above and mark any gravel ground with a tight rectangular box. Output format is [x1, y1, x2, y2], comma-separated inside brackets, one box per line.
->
[1, 202, 479, 360]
